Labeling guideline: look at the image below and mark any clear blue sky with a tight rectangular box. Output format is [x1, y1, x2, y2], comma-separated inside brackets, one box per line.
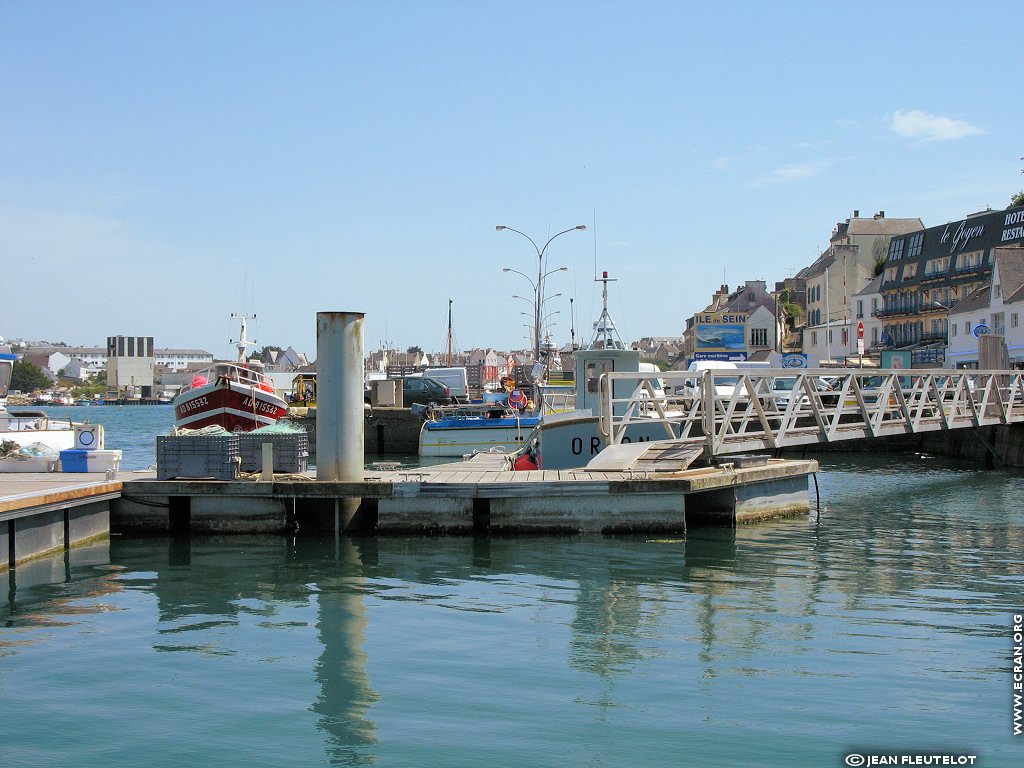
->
[2, 1, 1021, 360]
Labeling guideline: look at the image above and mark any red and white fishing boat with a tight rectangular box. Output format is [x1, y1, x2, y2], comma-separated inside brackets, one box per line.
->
[172, 314, 289, 432]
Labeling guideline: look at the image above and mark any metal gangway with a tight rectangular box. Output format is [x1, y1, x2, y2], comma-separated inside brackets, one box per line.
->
[597, 368, 1024, 458]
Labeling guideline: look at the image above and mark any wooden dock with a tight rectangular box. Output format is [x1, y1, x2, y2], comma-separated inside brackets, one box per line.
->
[2, 452, 818, 570]
[1, 471, 128, 569]
[114, 453, 818, 535]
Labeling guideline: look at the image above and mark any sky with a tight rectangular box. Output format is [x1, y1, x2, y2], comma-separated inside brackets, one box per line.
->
[2, 1, 1022, 361]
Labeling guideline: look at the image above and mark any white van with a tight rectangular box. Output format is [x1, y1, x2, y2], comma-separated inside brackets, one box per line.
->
[638, 362, 669, 401]
[421, 367, 469, 402]
[678, 360, 742, 402]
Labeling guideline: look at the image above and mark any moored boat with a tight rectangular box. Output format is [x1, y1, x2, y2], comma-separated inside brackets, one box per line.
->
[512, 270, 681, 470]
[172, 314, 289, 432]
[419, 402, 540, 457]
[1, 347, 78, 457]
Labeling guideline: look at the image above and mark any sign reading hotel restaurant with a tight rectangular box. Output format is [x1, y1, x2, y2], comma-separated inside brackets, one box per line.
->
[693, 311, 748, 361]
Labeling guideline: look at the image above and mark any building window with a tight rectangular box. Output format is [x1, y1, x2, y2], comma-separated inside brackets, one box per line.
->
[952, 324, 958, 337]
[856, 299, 863, 319]
[907, 233, 924, 258]
[965, 321, 971, 335]
[812, 331, 818, 346]
[750, 328, 768, 348]
[1013, 313, 1020, 328]
[901, 263, 917, 280]
[872, 327, 879, 344]
[994, 284, 1001, 298]
[889, 238, 905, 261]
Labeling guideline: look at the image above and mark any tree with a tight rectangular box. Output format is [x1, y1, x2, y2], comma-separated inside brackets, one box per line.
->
[255, 345, 283, 362]
[11, 360, 52, 392]
[407, 345, 423, 354]
[872, 237, 891, 276]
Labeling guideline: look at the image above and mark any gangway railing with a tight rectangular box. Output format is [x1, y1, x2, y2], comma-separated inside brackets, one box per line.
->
[597, 368, 1024, 458]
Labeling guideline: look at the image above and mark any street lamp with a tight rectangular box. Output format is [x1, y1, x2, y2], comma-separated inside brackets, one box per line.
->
[497, 224, 586, 363]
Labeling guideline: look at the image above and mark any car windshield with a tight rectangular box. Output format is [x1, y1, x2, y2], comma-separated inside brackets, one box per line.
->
[772, 377, 797, 390]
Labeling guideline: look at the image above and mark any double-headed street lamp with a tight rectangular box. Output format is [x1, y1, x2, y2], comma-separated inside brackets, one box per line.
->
[497, 224, 586, 363]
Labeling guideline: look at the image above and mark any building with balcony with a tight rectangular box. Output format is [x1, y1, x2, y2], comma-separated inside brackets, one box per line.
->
[878, 205, 1024, 364]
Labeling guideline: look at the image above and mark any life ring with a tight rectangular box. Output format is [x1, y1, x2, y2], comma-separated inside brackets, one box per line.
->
[508, 389, 528, 409]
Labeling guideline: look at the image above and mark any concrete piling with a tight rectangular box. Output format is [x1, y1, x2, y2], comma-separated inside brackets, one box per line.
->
[316, 311, 368, 532]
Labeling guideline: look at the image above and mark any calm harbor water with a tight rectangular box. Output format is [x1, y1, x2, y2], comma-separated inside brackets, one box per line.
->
[3, 409, 1023, 766]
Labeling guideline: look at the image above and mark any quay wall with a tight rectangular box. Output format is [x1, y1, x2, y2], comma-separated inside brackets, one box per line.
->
[782, 424, 1024, 469]
[289, 407, 422, 457]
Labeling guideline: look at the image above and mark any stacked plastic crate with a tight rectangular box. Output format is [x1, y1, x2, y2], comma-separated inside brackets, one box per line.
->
[237, 432, 309, 473]
[156, 434, 240, 480]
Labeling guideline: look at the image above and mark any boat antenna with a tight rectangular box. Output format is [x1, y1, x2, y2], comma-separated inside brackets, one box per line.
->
[570, 296, 575, 350]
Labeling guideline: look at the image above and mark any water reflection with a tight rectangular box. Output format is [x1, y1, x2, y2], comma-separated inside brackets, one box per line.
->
[1, 455, 1022, 765]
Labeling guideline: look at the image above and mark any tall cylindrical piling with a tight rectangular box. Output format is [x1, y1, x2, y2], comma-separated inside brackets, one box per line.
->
[316, 312, 366, 531]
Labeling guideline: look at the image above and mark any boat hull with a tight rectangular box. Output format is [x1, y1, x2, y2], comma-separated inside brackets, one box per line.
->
[173, 379, 289, 432]
[534, 413, 679, 470]
[419, 415, 540, 457]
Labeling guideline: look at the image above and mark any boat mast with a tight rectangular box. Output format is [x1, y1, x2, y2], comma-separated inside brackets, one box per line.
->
[230, 313, 257, 363]
[447, 299, 453, 367]
[588, 271, 624, 350]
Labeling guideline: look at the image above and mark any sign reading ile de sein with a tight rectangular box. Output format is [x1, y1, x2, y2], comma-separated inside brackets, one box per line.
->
[694, 313, 747, 324]
[693, 312, 748, 354]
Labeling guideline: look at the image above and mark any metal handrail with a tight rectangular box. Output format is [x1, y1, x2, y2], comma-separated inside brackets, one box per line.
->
[596, 368, 1024, 458]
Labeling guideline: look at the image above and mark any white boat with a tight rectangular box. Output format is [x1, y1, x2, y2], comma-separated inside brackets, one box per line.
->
[513, 271, 682, 470]
[419, 402, 540, 457]
[1, 346, 78, 460]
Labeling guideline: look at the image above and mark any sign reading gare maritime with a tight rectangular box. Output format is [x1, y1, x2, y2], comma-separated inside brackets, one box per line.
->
[693, 312, 748, 361]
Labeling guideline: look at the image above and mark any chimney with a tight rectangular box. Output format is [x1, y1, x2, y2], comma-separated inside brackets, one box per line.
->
[853, 210, 859, 218]
[875, 210, 885, 218]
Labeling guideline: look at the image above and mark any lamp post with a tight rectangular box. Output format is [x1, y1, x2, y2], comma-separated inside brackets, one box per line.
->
[497, 224, 586, 362]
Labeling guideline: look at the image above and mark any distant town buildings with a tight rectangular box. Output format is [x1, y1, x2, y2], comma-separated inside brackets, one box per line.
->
[11, 202, 1024, 397]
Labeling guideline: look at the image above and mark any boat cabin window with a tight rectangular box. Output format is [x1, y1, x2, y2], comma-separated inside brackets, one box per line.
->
[586, 360, 614, 393]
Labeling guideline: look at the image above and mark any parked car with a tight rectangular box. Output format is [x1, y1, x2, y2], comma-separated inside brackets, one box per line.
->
[769, 376, 811, 409]
[365, 376, 453, 407]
